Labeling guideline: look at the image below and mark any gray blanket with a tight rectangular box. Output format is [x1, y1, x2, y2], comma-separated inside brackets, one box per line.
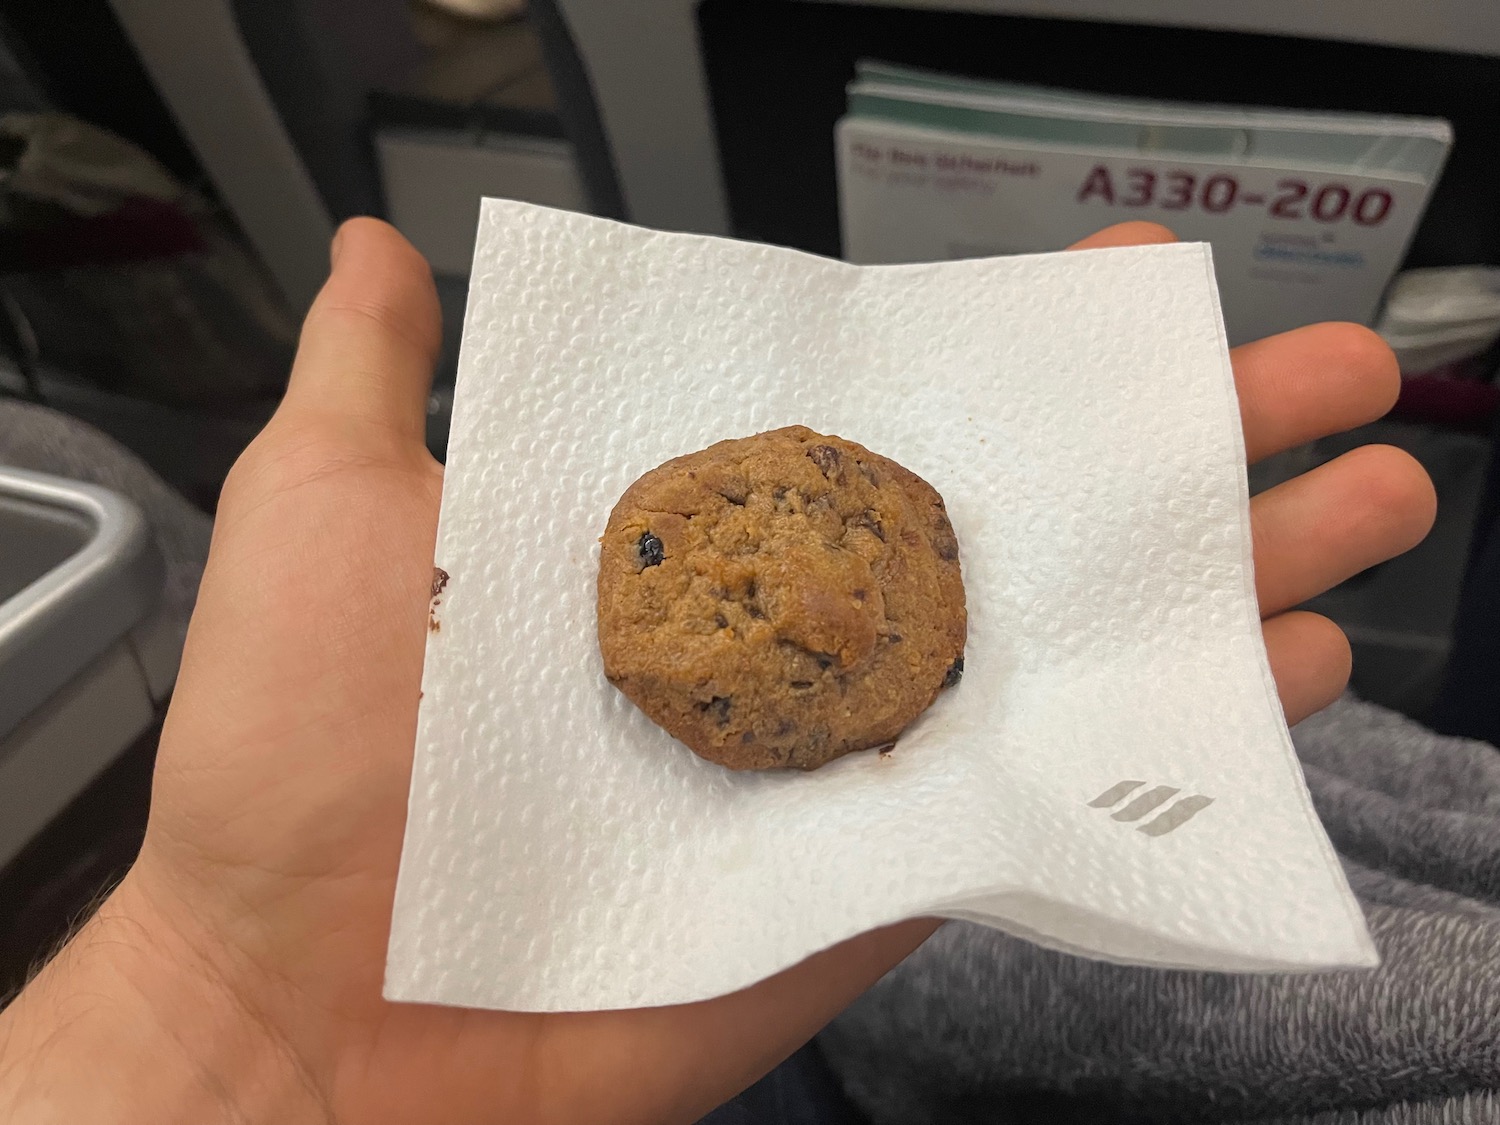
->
[821, 697, 1500, 1124]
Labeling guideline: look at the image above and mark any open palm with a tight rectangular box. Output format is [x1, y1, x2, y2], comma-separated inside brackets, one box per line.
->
[42, 219, 1440, 1124]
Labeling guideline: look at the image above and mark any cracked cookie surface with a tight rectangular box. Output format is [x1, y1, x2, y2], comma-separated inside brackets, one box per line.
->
[597, 426, 966, 770]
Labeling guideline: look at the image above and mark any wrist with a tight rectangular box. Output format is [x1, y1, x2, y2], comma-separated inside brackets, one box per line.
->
[0, 864, 331, 1125]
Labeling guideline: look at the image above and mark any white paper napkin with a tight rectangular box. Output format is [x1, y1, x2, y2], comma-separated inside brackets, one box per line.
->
[385, 200, 1376, 1013]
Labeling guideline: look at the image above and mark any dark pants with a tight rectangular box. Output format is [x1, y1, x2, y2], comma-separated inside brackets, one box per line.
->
[697, 1041, 866, 1125]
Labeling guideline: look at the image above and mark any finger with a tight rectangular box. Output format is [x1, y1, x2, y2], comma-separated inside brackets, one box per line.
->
[1067, 221, 1177, 250]
[1264, 610, 1351, 724]
[1252, 444, 1436, 616]
[1233, 323, 1400, 463]
[1063, 228, 1400, 465]
[280, 217, 442, 444]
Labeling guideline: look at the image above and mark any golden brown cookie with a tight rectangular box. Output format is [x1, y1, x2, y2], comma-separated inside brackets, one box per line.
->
[597, 426, 966, 770]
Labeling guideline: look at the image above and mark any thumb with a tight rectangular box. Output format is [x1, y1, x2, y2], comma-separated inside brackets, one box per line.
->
[279, 217, 442, 446]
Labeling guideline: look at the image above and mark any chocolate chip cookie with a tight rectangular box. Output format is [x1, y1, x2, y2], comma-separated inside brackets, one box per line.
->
[597, 426, 966, 770]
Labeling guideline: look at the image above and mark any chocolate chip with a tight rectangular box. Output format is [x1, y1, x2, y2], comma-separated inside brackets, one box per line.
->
[696, 696, 732, 725]
[943, 657, 965, 688]
[776, 719, 796, 736]
[931, 512, 960, 561]
[858, 462, 880, 488]
[815, 654, 834, 670]
[807, 444, 841, 476]
[741, 731, 755, 743]
[888, 633, 903, 644]
[853, 588, 867, 602]
[790, 680, 814, 690]
[714, 613, 728, 629]
[637, 531, 664, 568]
[431, 567, 450, 598]
[854, 510, 885, 541]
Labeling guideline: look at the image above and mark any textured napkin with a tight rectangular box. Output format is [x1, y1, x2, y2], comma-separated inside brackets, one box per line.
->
[385, 200, 1376, 1013]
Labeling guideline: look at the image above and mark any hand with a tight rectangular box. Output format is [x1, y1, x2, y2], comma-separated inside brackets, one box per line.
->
[1071, 223, 1434, 721]
[0, 219, 1433, 1124]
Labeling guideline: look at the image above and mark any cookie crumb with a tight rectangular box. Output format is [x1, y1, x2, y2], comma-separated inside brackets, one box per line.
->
[429, 567, 450, 632]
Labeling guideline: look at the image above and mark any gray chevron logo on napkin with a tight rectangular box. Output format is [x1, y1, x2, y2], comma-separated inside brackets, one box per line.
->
[1089, 781, 1214, 837]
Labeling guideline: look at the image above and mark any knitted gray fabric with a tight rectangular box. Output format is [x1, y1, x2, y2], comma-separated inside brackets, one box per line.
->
[0, 399, 210, 653]
[820, 697, 1500, 1125]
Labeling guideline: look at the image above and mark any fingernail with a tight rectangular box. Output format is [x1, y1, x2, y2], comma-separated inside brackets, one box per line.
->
[330, 226, 347, 267]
